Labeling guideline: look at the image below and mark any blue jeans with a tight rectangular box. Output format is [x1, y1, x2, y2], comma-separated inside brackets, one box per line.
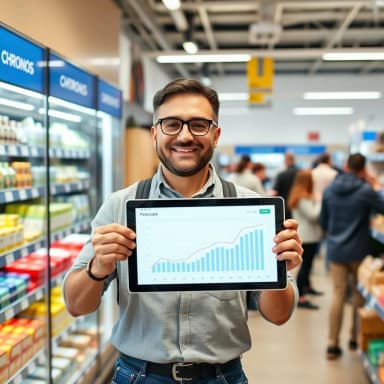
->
[111, 355, 248, 384]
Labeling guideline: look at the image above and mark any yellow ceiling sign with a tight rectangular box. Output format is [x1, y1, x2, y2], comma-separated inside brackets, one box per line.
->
[247, 57, 274, 105]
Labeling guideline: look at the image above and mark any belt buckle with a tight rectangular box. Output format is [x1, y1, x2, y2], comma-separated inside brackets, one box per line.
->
[172, 362, 193, 382]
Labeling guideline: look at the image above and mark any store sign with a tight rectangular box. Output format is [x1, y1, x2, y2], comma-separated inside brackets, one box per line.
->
[0, 26, 45, 93]
[235, 145, 326, 155]
[97, 79, 122, 118]
[49, 52, 95, 108]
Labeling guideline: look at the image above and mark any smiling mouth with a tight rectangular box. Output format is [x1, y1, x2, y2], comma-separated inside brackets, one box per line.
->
[172, 147, 198, 153]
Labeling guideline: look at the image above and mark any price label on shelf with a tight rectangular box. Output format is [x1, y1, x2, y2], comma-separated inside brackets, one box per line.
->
[5, 307, 15, 319]
[19, 189, 27, 200]
[4, 191, 13, 202]
[21, 145, 29, 157]
[9, 145, 18, 156]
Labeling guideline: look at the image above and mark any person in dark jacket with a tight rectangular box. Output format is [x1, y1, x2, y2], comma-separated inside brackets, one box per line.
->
[272, 151, 299, 219]
[320, 153, 384, 360]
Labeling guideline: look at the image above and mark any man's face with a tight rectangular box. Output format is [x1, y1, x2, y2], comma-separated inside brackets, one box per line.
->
[151, 93, 221, 177]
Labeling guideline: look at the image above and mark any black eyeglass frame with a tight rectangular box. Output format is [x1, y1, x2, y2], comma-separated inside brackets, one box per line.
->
[155, 117, 218, 136]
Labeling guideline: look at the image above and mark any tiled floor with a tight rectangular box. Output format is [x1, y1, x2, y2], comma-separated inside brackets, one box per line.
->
[242, 256, 370, 384]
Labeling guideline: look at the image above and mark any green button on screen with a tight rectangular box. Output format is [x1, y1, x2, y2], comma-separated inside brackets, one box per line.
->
[259, 209, 270, 214]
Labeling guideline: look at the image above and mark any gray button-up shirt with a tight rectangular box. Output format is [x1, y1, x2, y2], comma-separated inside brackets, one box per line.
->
[64, 165, 298, 364]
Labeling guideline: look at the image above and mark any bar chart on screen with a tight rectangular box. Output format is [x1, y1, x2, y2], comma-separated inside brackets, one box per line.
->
[152, 227, 265, 274]
[135, 204, 278, 285]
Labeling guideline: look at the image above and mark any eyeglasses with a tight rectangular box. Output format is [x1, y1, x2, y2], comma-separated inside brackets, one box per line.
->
[155, 117, 218, 136]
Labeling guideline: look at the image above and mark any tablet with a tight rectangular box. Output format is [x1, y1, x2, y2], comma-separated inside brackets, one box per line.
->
[126, 197, 286, 292]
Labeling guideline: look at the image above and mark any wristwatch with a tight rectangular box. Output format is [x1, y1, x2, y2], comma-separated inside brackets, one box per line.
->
[86, 256, 110, 281]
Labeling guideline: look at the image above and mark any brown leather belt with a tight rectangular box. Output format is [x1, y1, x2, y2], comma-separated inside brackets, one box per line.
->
[120, 354, 241, 382]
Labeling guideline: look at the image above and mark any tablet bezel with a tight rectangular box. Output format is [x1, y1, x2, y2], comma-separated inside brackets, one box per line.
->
[126, 197, 286, 292]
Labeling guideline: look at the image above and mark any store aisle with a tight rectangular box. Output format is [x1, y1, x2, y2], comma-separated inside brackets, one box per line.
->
[242, 255, 369, 384]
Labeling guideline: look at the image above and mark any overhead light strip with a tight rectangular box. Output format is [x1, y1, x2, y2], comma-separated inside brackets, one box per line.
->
[218, 93, 248, 101]
[323, 52, 384, 61]
[293, 107, 354, 116]
[303, 91, 382, 100]
[156, 54, 251, 63]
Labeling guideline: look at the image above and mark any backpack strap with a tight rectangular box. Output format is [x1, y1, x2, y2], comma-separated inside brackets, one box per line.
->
[220, 177, 236, 197]
[135, 177, 153, 199]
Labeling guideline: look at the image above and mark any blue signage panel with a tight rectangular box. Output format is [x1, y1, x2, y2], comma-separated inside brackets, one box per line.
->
[97, 79, 122, 118]
[362, 131, 377, 141]
[235, 145, 326, 155]
[0, 26, 45, 93]
[49, 52, 95, 108]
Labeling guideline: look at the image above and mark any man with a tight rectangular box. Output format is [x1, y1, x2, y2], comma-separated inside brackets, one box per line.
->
[272, 151, 299, 219]
[312, 152, 338, 199]
[63, 79, 303, 383]
[227, 155, 265, 195]
[320, 153, 384, 360]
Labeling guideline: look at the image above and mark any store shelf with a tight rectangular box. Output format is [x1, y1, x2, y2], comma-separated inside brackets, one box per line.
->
[6, 349, 46, 384]
[0, 238, 46, 268]
[360, 351, 382, 384]
[0, 143, 44, 158]
[51, 180, 90, 195]
[0, 186, 44, 203]
[51, 220, 90, 242]
[68, 349, 98, 384]
[358, 284, 384, 320]
[49, 147, 91, 159]
[0, 287, 45, 322]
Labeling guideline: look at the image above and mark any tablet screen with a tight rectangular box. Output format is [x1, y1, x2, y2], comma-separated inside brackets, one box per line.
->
[126, 197, 286, 292]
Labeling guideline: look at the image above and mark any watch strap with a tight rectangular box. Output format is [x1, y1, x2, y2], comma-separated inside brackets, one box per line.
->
[86, 256, 109, 281]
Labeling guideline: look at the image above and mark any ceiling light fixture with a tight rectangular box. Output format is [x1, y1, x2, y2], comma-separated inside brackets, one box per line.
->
[0, 98, 35, 111]
[157, 54, 251, 63]
[293, 107, 354, 115]
[162, 0, 181, 10]
[182, 41, 199, 54]
[303, 91, 382, 100]
[323, 52, 384, 61]
[218, 93, 248, 101]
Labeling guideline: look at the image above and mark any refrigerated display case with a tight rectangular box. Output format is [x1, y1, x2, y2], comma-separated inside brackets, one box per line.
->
[0, 23, 124, 384]
[0, 24, 50, 383]
[45, 51, 100, 383]
[96, 79, 123, 357]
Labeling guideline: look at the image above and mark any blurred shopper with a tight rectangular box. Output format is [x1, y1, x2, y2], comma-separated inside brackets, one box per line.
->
[272, 152, 299, 218]
[228, 155, 265, 194]
[312, 152, 338, 199]
[228, 155, 265, 308]
[288, 169, 323, 310]
[320, 153, 384, 360]
[251, 162, 269, 193]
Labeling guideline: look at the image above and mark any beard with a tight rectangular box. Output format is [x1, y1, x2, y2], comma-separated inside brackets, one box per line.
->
[155, 140, 214, 177]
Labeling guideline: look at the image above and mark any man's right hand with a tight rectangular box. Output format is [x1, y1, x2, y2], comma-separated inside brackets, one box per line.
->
[91, 224, 136, 276]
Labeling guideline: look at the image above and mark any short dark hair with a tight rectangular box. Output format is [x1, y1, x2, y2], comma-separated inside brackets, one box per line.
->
[153, 78, 220, 120]
[347, 153, 366, 173]
[318, 152, 331, 164]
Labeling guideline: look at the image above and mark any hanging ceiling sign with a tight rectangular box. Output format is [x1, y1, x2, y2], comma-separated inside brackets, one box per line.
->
[0, 25, 45, 93]
[97, 79, 122, 118]
[247, 57, 273, 106]
[49, 52, 95, 108]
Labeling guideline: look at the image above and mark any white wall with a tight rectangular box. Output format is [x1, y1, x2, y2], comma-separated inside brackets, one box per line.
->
[211, 74, 384, 147]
